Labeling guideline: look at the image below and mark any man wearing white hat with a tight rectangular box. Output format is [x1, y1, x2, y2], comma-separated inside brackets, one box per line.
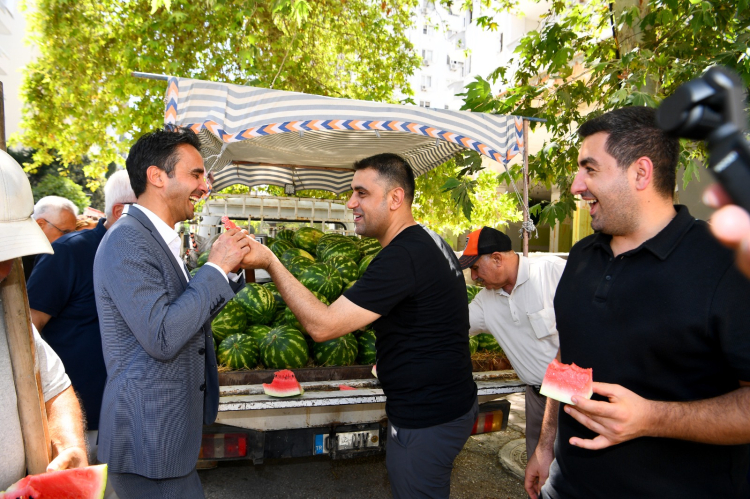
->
[0, 149, 88, 489]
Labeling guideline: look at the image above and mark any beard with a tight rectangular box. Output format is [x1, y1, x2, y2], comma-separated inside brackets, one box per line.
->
[590, 179, 639, 236]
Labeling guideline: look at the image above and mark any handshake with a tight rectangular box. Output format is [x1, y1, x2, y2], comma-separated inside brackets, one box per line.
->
[206, 221, 276, 275]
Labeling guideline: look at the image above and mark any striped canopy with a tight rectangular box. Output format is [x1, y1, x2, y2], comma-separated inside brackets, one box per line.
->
[164, 77, 524, 194]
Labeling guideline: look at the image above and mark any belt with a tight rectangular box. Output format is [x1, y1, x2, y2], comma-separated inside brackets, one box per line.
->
[527, 384, 542, 395]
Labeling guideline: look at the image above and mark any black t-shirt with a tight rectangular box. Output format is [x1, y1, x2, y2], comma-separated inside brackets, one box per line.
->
[345, 224, 477, 429]
[546, 206, 750, 499]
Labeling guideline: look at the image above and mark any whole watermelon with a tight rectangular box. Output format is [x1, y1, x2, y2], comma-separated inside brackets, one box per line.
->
[357, 237, 382, 257]
[343, 279, 357, 292]
[211, 299, 248, 343]
[319, 238, 361, 263]
[293, 227, 324, 254]
[268, 239, 296, 259]
[327, 255, 359, 284]
[466, 285, 482, 304]
[280, 248, 315, 267]
[357, 329, 377, 365]
[284, 291, 329, 334]
[217, 333, 259, 370]
[476, 332, 503, 353]
[264, 282, 285, 311]
[235, 283, 277, 325]
[287, 256, 315, 278]
[189, 268, 199, 278]
[299, 263, 343, 302]
[469, 335, 479, 355]
[315, 233, 349, 258]
[246, 324, 272, 344]
[270, 307, 286, 327]
[259, 325, 309, 369]
[358, 254, 375, 277]
[314, 333, 359, 366]
[276, 229, 296, 242]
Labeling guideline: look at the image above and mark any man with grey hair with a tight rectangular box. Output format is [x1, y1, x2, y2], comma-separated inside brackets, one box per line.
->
[28, 169, 136, 482]
[0, 150, 88, 488]
[23, 196, 79, 280]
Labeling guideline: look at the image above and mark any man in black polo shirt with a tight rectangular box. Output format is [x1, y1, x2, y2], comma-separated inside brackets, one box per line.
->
[241, 153, 478, 499]
[525, 107, 750, 499]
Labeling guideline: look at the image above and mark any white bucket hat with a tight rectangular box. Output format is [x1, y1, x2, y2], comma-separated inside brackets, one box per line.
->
[0, 150, 53, 262]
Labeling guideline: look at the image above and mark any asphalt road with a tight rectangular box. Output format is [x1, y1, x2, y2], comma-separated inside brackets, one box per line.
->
[199, 427, 528, 499]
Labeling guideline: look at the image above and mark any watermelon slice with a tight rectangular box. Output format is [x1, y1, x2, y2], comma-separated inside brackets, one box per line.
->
[539, 359, 593, 405]
[339, 384, 356, 391]
[371, 364, 377, 378]
[222, 216, 239, 230]
[1, 464, 107, 499]
[263, 369, 305, 397]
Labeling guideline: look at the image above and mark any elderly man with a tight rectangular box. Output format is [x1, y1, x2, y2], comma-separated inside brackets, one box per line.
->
[525, 106, 750, 499]
[28, 170, 137, 467]
[460, 226, 565, 459]
[94, 128, 249, 499]
[23, 196, 78, 280]
[0, 150, 88, 488]
[241, 153, 477, 499]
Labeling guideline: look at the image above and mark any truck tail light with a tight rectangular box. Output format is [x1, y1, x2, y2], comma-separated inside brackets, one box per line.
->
[199, 433, 247, 459]
[471, 411, 505, 435]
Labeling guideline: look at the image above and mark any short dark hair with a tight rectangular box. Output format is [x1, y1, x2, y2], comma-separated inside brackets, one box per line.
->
[578, 106, 679, 198]
[353, 153, 415, 204]
[126, 127, 202, 197]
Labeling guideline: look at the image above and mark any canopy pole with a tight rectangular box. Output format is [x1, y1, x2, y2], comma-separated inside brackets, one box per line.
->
[0, 81, 52, 473]
[522, 119, 530, 257]
[131, 72, 172, 81]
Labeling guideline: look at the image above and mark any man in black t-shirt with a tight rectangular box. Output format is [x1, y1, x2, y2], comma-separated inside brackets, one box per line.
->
[242, 153, 477, 499]
[524, 107, 750, 499]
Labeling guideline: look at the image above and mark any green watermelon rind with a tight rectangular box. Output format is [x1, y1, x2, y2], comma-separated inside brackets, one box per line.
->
[299, 262, 343, 302]
[314, 333, 359, 367]
[217, 333, 260, 370]
[259, 325, 310, 369]
[235, 283, 277, 325]
[327, 255, 360, 284]
[293, 227, 324, 254]
[476, 332, 503, 353]
[356, 329, 377, 365]
[319, 238, 361, 263]
[211, 299, 248, 343]
[539, 359, 593, 405]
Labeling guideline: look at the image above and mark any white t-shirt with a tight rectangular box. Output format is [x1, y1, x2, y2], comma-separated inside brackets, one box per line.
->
[469, 255, 565, 386]
[0, 313, 71, 489]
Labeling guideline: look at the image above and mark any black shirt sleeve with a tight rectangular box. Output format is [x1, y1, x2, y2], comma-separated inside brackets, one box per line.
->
[344, 244, 416, 316]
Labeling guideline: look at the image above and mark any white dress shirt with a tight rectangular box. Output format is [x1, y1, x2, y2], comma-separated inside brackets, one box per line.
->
[469, 255, 566, 386]
[126, 204, 230, 283]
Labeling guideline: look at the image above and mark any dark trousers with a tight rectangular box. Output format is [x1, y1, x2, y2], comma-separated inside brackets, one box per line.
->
[109, 469, 204, 499]
[386, 397, 479, 499]
[525, 385, 547, 458]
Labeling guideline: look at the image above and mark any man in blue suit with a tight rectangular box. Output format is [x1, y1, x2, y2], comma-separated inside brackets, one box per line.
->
[93, 128, 250, 498]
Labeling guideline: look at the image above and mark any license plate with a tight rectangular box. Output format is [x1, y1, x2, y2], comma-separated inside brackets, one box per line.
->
[314, 431, 379, 455]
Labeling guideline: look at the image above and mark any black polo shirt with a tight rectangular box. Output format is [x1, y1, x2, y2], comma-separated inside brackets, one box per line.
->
[546, 205, 750, 499]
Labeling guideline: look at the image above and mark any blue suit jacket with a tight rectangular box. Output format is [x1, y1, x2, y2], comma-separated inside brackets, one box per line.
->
[93, 207, 244, 478]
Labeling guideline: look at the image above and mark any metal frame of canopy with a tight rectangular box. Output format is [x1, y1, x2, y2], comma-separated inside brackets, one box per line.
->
[134, 72, 540, 255]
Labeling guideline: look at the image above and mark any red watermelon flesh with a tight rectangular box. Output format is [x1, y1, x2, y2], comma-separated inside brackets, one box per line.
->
[263, 369, 304, 397]
[539, 359, 593, 405]
[371, 364, 377, 378]
[222, 216, 238, 230]
[1, 464, 107, 499]
[339, 384, 356, 391]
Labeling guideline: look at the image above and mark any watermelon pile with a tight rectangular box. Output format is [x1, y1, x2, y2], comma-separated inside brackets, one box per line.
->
[211, 229, 382, 371]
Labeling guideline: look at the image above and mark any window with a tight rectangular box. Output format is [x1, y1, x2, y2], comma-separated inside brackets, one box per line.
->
[444, 105, 449, 109]
[421, 75, 432, 89]
[500, 33, 504, 52]
[423, 24, 428, 34]
[421, 49, 433, 62]
[419, 101, 431, 108]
